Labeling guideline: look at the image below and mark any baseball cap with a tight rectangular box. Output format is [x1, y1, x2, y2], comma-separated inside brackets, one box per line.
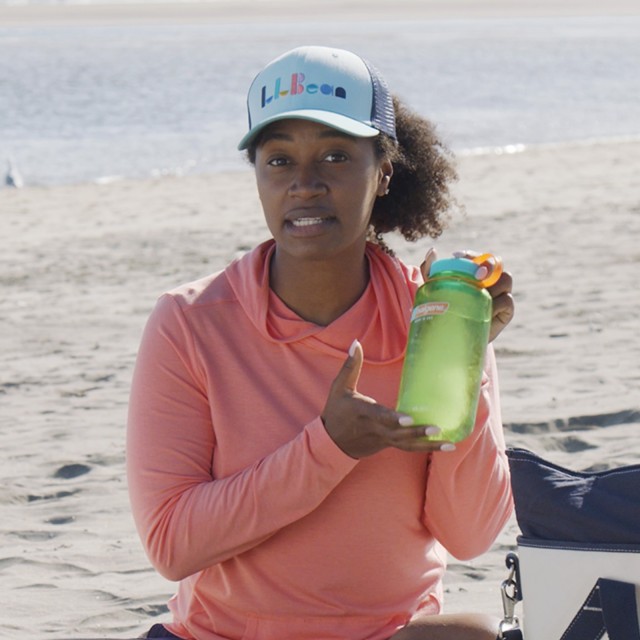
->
[237, 46, 396, 150]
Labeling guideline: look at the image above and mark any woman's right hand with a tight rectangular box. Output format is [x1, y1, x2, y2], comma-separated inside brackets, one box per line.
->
[423, 247, 515, 343]
[321, 340, 453, 459]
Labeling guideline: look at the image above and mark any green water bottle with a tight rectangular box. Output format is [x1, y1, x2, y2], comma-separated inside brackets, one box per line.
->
[396, 253, 502, 442]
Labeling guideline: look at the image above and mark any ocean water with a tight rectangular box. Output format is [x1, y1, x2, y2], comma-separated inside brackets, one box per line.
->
[1, 9, 640, 186]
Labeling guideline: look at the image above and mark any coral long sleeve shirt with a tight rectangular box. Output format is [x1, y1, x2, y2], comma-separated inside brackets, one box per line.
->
[127, 240, 513, 640]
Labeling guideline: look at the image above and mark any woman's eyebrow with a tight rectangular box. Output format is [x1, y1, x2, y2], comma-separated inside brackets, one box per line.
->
[259, 131, 292, 144]
[318, 129, 356, 141]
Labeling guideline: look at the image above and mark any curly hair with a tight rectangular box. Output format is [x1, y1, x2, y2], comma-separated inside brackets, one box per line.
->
[368, 96, 458, 247]
[244, 95, 459, 251]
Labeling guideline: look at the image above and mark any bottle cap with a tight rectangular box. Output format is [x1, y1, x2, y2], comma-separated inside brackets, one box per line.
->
[429, 254, 503, 288]
[472, 253, 503, 287]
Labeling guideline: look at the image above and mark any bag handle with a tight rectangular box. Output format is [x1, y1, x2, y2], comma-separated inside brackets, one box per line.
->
[561, 577, 640, 640]
[499, 553, 640, 639]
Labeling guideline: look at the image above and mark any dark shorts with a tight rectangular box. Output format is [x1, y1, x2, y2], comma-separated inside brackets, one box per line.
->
[144, 623, 183, 639]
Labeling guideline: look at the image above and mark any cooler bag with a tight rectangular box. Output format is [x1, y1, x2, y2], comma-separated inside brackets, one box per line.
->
[497, 448, 640, 640]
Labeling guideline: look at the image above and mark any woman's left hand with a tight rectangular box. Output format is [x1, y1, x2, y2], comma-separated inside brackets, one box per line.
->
[420, 248, 515, 343]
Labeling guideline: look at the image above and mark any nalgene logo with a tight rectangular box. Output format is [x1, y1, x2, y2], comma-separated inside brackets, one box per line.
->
[411, 302, 449, 321]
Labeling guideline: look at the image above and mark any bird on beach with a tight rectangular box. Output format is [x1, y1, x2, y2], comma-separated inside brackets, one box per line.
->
[6, 159, 24, 188]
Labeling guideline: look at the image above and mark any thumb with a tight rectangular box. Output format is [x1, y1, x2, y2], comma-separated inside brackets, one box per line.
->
[336, 339, 363, 393]
[420, 247, 438, 281]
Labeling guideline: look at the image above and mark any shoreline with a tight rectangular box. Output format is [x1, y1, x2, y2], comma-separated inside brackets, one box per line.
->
[2, 0, 640, 26]
[6, 135, 640, 192]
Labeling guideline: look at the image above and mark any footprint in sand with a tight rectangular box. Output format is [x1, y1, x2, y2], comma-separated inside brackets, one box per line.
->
[53, 463, 92, 479]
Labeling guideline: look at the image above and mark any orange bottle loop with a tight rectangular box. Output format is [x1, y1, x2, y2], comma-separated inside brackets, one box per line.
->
[472, 253, 503, 288]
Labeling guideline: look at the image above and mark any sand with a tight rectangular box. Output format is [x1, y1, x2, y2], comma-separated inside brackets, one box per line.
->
[2, 2, 640, 638]
[3, 136, 639, 638]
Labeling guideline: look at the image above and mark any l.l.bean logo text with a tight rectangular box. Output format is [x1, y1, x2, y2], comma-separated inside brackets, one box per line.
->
[261, 73, 347, 108]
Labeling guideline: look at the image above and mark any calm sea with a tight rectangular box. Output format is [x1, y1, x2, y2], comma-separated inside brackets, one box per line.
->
[1, 6, 640, 186]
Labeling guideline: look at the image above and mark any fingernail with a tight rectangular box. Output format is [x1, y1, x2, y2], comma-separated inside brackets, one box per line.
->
[398, 415, 414, 427]
[475, 265, 489, 280]
[424, 426, 440, 436]
[440, 443, 456, 452]
[348, 339, 360, 358]
[452, 249, 467, 258]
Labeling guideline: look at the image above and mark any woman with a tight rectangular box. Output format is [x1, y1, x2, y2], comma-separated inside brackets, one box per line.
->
[128, 46, 515, 640]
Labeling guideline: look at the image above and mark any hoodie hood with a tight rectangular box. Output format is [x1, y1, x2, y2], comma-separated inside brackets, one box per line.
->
[224, 240, 420, 365]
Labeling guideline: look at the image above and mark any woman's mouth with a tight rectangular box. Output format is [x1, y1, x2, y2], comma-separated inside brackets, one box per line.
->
[285, 215, 337, 235]
[290, 217, 329, 227]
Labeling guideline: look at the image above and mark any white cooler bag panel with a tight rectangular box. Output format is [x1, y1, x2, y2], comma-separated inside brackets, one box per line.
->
[518, 538, 640, 640]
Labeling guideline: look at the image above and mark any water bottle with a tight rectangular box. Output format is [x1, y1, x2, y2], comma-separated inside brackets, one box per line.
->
[396, 253, 502, 442]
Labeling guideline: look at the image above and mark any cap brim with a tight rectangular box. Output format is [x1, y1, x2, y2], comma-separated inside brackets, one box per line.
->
[237, 109, 379, 150]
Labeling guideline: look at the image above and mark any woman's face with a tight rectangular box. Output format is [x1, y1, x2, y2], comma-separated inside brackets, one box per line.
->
[254, 119, 391, 264]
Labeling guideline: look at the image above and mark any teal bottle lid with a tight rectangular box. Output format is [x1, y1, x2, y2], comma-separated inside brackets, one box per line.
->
[428, 254, 503, 288]
[429, 257, 478, 278]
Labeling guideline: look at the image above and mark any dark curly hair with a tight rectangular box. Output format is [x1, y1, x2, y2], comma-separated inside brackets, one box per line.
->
[245, 95, 459, 251]
[368, 96, 458, 248]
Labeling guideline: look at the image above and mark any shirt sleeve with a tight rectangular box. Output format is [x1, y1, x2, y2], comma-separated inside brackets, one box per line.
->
[126, 295, 358, 582]
[421, 345, 514, 560]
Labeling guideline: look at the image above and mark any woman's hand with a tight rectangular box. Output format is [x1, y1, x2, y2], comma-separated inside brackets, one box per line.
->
[321, 340, 454, 459]
[420, 248, 515, 343]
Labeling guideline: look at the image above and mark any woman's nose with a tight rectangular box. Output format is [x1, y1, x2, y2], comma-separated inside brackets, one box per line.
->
[288, 164, 326, 198]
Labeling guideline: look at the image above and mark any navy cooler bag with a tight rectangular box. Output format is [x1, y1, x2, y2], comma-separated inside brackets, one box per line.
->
[501, 448, 640, 640]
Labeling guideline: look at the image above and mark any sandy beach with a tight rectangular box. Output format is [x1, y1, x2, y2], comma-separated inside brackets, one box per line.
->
[2, 1, 640, 638]
[3, 136, 639, 637]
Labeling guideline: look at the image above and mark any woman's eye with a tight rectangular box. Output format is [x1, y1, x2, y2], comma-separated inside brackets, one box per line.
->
[267, 156, 289, 167]
[324, 152, 348, 163]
